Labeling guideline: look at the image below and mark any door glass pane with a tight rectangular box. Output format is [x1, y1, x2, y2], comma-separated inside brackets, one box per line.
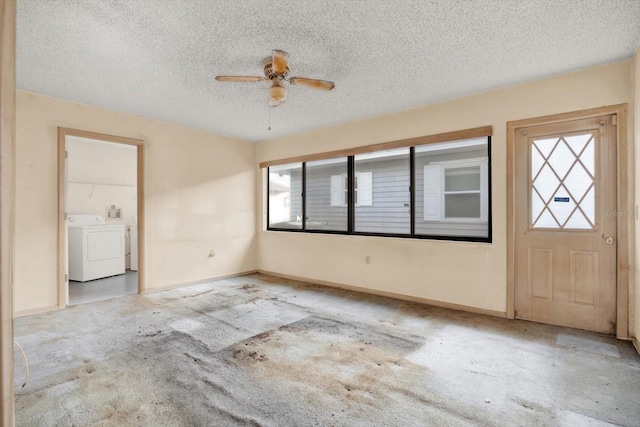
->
[531, 147, 544, 178]
[565, 209, 591, 229]
[533, 137, 558, 158]
[536, 209, 559, 228]
[305, 158, 348, 231]
[549, 187, 575, 226]
[564, 134, 591, 156]
[564, 163, 592, 201]
[580, 186, 595, 226]
[531, 133, 595, 230]
[531, 191, 544, 223]
[580, 138, 595, 175]
[533, 164, 560, 202]
[268, 163, 302, 229]
[547, 141, 573, 179]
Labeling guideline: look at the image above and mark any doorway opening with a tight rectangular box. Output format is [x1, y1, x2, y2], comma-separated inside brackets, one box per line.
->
[507, 105, 629, 338]
[58, 128, 145, 307]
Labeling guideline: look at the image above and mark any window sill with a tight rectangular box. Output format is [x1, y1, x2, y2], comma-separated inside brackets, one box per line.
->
[265, 227, 492, 244]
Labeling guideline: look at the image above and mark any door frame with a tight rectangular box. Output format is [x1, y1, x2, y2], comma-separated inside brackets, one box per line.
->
[57, 127, 145, 307]
[507, 104, 630, 338]
[0, 0, 16, 423]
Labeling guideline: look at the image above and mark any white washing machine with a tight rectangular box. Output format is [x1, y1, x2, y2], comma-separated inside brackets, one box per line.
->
[68, 215, 125, 282]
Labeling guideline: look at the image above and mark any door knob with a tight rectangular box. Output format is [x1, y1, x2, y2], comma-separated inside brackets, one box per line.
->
[604, 236, 614, 245]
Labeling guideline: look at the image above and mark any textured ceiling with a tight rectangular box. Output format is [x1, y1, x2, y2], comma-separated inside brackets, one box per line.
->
[17, 0, 640, 142]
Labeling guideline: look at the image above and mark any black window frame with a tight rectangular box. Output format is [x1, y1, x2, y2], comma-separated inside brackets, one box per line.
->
[267, 136, 492, 243]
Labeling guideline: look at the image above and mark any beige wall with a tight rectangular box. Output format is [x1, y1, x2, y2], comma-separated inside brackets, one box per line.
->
[15, 90, 257, 315]
[66, 136, 137, 268]
[634, 48, 640, 343]
[257, 60, 634, 315]
[13, 59, 636, 329]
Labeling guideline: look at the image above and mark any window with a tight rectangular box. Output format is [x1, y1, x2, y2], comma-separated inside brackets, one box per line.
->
[268, 163, 302, 229]
[415, 138, 490, 239]
[330, 172, 373, 207]
[423, 160, 487, 220]
[307, 158, 348, 231]
[444, 164, 483, 218]
[355, 148, 410, 234]
[266, 130, 491, 242]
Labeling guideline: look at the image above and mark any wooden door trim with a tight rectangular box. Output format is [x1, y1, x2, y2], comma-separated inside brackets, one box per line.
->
[507, 104, 630, 339]
[57, 128, 146, 309]
[0, 0, 16, 424]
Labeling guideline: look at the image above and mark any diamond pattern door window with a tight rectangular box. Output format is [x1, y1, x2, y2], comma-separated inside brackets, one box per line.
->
[530, 132, 595, 229]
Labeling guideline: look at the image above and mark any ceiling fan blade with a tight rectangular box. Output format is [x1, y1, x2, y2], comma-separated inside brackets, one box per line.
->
[289, 77, 335, 91]
[215, 76, 264, 82]
[272, 50, 289, 74]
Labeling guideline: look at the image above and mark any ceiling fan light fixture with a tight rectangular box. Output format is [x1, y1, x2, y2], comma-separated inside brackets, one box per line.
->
[216, 49, 334, 107]
[268, 79, 287, 106]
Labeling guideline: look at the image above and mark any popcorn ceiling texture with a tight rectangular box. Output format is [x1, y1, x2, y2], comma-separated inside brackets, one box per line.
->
[16, 0, 640, 142]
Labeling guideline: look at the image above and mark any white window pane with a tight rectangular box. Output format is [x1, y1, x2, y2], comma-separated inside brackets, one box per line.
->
[268, 163, 302, 229]
[444, 166, 480, 191]
[355, 148, 409, 234]
[445, 194, 481, 218]
[306, 159, 348, 231]
[414, 137, 489, 238]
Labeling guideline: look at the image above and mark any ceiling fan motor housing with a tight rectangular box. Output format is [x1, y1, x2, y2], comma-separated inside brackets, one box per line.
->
[263, 57, 289, 80]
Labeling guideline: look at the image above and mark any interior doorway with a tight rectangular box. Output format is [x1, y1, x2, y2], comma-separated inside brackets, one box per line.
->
[58, 128, 145, 307]
[507, 105, 629, 338]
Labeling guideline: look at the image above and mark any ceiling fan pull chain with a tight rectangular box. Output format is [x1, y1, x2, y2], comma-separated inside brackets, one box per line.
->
[268, 104, 271, 131]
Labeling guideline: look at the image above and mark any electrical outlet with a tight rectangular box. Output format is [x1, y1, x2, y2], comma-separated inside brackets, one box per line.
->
[209, 250, 216, 257]
[365, 255, 370, 264]
[106, 205, 122, 220]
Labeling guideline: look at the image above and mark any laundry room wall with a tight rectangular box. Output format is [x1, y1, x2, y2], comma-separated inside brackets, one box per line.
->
[66, 136, 137, 268]
[14, 90, 257, 316]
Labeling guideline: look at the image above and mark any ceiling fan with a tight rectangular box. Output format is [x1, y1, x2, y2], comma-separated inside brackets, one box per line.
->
[215, 50, 335, 107]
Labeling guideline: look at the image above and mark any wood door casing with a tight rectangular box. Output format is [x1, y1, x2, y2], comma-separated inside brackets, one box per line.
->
[514, 115, 617, 334]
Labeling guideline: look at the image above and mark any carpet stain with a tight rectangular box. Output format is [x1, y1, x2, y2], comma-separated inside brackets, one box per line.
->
[13, 273, 640, 426]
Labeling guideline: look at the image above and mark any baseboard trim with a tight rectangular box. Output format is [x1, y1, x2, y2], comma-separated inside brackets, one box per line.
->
[14, 304, 59, 318]
[142, 270, 258, 294]
[632, 337, 640, 356]
[258, 270, 506, 319]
